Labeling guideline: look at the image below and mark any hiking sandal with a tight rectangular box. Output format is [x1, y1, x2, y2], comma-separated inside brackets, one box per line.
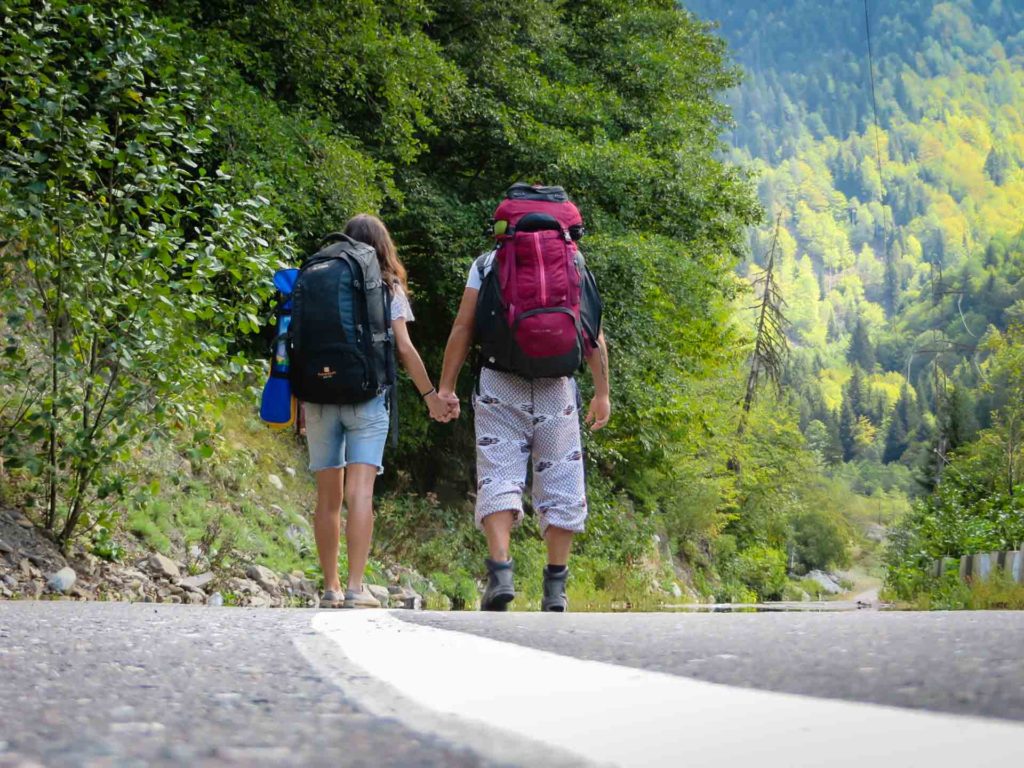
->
[319, 589, 345, 609]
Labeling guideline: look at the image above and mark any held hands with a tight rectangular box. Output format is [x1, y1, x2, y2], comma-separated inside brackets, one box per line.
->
[427, 389, 461, 423]
[585, 395, 611, 431]
[428, 388, 606, 429]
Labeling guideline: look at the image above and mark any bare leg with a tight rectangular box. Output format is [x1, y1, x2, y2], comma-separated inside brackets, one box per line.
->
[544, 525, 574, 566]
[482, 510, 516, 561]
[344, 463, 378, 591]
[313, 467, 344, 593]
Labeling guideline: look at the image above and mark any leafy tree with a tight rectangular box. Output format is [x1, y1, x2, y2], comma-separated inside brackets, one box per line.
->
[0, 0, 284, 549]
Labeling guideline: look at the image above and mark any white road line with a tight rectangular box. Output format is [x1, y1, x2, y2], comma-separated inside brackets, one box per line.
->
[311, 611, 1023, 768]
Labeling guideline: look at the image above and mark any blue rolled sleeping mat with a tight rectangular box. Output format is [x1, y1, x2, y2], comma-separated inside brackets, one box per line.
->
[260, 268, 300, 429]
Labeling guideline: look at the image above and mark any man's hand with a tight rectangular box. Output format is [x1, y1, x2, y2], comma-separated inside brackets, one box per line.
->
[584, 394, 610, 431]
[438, 389, 461, 422]
[426, 392, 455, 423]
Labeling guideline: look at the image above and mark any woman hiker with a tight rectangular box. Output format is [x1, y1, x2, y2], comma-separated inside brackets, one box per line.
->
[307, 214, 455, 608]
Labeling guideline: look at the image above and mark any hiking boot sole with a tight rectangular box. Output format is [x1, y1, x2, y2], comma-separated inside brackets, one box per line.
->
[344, 596, 382, 609]
[482, 589, 515, 611]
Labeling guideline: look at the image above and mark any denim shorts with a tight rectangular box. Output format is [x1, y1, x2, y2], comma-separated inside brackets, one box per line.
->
[304, 393, 389, 473]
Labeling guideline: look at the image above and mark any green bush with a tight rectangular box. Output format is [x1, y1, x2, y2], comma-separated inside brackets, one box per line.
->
[733, 545, 788, 601]
[791, 507, 850, 572]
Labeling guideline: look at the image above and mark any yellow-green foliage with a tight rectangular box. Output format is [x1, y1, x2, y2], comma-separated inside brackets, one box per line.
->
[905, 571, 1024, 611]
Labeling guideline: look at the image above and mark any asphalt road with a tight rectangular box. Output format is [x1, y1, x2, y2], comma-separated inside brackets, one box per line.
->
[1, 602, 1022, 767]
[0, 602, 486, 768]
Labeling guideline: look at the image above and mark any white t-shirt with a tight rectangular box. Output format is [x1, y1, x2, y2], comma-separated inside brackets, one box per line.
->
[465, 251, 495, 291]
[391, 285, 415, 322]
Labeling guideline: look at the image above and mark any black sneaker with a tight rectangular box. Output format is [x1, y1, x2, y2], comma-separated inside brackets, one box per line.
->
[541, 566, 569, 612]
[481, 558, 515, 611]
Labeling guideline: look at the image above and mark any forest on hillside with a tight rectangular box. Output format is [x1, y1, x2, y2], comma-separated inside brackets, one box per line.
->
[688, 0, 1024, 603]
[1, 0, 1021, 607]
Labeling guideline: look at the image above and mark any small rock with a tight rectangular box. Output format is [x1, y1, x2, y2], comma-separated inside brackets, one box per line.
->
[16, 515, 33, 528]
[27, 553, 47, 567]
[19, 558, 39, 578]
[0, 539, 12, 554]
[165, 595, 182, 604]
[267, 474, 284, 491]
[865, 523, 887, 544]
[185, 591, 206, 605]
[69, 585, 95, 600]
[0, 586, 11, 598]
[671, 583, 683, 599]
[284, 525, 308, 550]
[284, 467, 297, 478]
[47, 567, 76, 593]
[286, 575, 316, 597]
[180, 572, 214, 591]
[1, 574, 17, 589]
[147, 553, 180, 581]
[188, 545, 202, 560]
[245, 564, 280, 593]
[367, 584, 390, 605]
[225, 577, 260, 595]
[269, 505, 285, 517]
[208, 592, 224, 607]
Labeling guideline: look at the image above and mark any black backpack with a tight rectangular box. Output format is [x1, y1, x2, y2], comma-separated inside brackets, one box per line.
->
[288, 233, 395, 405]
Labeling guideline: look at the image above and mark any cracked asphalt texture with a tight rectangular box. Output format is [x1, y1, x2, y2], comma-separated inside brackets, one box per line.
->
[0, 602, 489, 768]
[401, 610, 1024, 721]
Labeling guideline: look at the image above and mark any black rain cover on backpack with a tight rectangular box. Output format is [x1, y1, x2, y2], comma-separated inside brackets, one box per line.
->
[288, 233, 395, 405]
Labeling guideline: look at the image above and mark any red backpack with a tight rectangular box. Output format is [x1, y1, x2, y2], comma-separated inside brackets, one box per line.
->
[474, 183, 600, 379]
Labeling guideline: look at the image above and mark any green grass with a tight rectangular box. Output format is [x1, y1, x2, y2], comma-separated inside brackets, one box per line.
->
[114, 386, 681, 609]
[124, 390, 329, 583]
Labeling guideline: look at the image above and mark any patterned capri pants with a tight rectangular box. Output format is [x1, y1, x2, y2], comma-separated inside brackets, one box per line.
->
[472, 367, 587, 534]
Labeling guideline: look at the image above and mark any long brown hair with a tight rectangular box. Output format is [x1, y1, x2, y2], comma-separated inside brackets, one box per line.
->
[343, 214, 408, 293]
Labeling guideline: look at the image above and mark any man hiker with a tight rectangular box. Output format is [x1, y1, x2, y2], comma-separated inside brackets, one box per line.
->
[437, 183, 610, 612]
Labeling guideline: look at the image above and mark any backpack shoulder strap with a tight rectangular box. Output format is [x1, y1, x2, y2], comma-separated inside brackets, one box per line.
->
[318, 231, 361, 249]
[577, 252, 602, 348]
[474, 250, 495, 282]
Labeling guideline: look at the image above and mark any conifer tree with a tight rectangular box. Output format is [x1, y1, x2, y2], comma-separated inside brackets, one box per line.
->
[739, 214, 790, 427]
[845, 365, 867, 419]
[847, 317, 876, 372]
[838, 400, 857, 462]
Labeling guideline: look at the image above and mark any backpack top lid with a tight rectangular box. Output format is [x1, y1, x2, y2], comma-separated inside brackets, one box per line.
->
[493, 183, 582, 239]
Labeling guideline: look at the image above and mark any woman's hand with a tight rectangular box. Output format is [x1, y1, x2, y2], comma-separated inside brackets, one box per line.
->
[437, 389, 461, 422]
[427, 391, 457, 422]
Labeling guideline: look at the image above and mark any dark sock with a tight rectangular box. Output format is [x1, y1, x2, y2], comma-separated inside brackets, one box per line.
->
[546, 564, 568, 575]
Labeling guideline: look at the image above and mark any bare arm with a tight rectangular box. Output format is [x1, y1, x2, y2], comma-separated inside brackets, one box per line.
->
[438, 287, 478, 397]
[584, 331, 610, 430]
[393, 318, 451, 422]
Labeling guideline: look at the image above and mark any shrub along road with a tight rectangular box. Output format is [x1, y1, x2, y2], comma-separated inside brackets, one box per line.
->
[1, 602, 1022, 767]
